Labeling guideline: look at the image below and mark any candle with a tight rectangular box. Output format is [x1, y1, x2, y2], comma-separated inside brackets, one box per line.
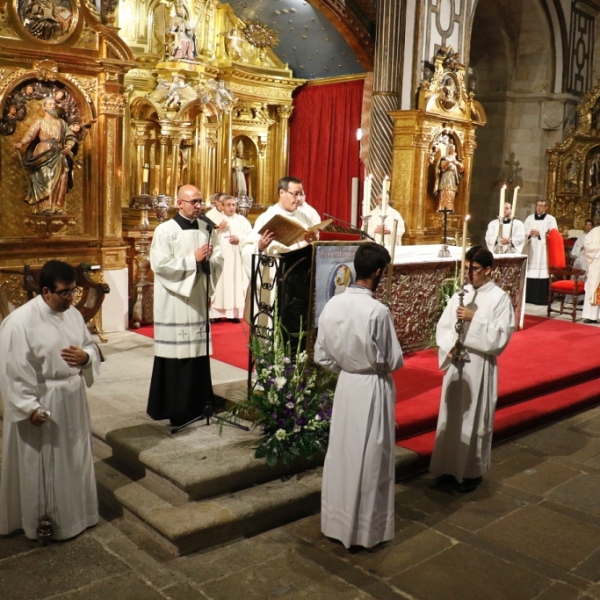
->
[382, 176, 390, 215]
[459, 215, 470, 287]
[385, 219, 399, 304]
[142, 163, 150, 184]
[362, 175, 372, 216]
[499, 184, 506, 218]
[351, 177, 359, 227]
[512, 186, 519, 219]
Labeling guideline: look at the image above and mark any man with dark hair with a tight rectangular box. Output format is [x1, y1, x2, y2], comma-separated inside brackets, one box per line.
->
[147, 184, 223, 426]
[0, 259, 101, 540]
[430, 245, 515, 493]
[315, 242, 404, 549]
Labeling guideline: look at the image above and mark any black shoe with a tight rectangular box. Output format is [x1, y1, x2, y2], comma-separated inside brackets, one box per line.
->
[458, 477, 482, 493]
[583, 319, 598, 324]
[434, 474, 458, 486]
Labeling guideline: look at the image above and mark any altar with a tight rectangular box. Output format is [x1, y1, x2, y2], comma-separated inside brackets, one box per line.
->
[279, 242, 527, 355]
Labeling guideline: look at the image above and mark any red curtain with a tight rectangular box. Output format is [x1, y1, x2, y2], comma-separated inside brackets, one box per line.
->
[289, 79, 364, 225]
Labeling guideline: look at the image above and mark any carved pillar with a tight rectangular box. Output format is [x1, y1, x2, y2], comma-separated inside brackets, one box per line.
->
[206, 132, 218, 198]
[133, 123, 148, 196]
[220, 111, 233, 193]
[171, 135, 182, 200]
[277, 105, 293, 178]
[370, 0, 404, 194]
[158, 134, 169, 195]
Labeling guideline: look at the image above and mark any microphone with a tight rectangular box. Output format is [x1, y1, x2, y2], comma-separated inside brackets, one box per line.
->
[323, 213, 376, 242]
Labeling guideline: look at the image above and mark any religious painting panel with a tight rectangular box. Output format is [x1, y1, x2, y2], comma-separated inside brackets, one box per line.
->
[14, 0, 77, 44]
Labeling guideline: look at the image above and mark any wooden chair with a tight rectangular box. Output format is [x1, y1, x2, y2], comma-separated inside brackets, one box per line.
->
[546, 228, 585, 322]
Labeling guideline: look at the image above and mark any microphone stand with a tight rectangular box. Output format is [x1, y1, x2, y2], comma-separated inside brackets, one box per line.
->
[323, 213, 376, 241]
[172, 219, 249, 434]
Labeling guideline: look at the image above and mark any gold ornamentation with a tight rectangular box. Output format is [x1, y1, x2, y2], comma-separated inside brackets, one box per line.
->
[99, 92, 126, 116]
[63, 73, 96, 105]
[242, 19, 279, 50]
[0, 68, 27, 95]
[24, 215, 77, 238]
[73, 22, 99, 50]
[277, 105, 293, 119]
[33, 59, 59, 81]
[0, 10, 18, 37]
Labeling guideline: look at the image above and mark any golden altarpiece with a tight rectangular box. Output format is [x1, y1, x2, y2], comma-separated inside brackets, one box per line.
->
[0, 0, 304, 329]
[546, 78, 600, 233]
[388, 49, 487, 245]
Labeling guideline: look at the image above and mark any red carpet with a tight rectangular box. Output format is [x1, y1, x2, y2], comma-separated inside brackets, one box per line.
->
[132, 320, 250, 371]
[395, 315, 600, 467]
[133, 315, 600, 466]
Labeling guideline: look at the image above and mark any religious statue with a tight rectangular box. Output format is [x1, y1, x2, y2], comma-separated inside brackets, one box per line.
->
[232, 141, 253, 197]
[164, 76, 188, 110]
[168, 6, 196, 60]
[21, 0, 73, 41]
[566, 161, 580, 189]
[223, 28, 244, 61]
[149, 76, 196, 110]
[208, 79, 235, 112]
[590, 153, 600, 189]
[14, 96, 77, 215]
[433, 143, 464, 212]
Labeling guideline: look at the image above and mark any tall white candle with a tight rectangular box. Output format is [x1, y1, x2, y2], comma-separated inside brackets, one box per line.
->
[382, 176, 390, 215]
[362, 175, 372, 216]
[512, 186, 519, 219]
[499, 184, 506, 218]
[459, 215, 470, 287]
[351, 177, 359, 227]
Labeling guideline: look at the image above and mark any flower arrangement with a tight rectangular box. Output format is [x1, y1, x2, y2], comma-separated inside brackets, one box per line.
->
[226, 317, 336, 467]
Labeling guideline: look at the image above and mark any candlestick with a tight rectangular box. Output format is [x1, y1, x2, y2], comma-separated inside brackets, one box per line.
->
[362, 175, 372, 217]
[351, 177, 359, 227]
[459, 215, 470, 287]
[512, 186, 519, 219]
[382, 176, 390, 216]
[379, 214, 388, 245]
[384, 219, 399, 305]
[499, 184, 506, 218]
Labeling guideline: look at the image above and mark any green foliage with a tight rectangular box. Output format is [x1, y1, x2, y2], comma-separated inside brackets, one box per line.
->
[226, 318, 336, 467]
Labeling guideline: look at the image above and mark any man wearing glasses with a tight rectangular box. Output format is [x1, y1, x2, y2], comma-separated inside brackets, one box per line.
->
[0, 260, 101, 541]
[205, 192, 228, 233]
[147, 184, 223, 426]
[430, 246, 515, 493]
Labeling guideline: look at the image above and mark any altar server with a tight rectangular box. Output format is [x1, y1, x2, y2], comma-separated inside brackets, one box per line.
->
[315, 242, 404, 549]
[367, 193, 405, 246]
[572, 219, 593, 271]
[484, 202, 525, 254]
[147, 184, 223, 426]
[430, 246, 514, 493]
[0, 260, 101, 540]
[582, 224, 600, 324]
[210, 195, 253, 321]
[523, 199, 558, 304]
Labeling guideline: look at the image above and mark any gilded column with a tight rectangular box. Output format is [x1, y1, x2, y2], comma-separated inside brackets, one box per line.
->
[171, 134, 182, 200]
[277, 105, 293, 178]
[158, 134, 170, 196]
[370, 0, 404, 194]
[133, 123, 148, 196]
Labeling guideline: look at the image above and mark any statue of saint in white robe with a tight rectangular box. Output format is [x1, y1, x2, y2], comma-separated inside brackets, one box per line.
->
[430, 281, 514, 482]
[0, 295, 101, 540]
[315, 287, 404, 548]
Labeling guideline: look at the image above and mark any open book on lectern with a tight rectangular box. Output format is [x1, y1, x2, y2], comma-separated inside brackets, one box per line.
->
[258, 215, 333, 247]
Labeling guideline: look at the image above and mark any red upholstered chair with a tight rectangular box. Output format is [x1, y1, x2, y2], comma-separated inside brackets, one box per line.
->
[318, 231, 362, 242]
[546, 228, 585, 322]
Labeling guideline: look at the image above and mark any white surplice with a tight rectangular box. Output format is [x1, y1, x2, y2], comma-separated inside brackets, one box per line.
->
[484, 219, 525, 254]
[297, 200, 322, 226]
[315, 287, 404, 548]
[210, 212, 253, 319]
[367, 205, 405, 245]
[430, 281, 514, 482]
[205, 207, 225, 228]
[571, 232, 588, 271]
[0, 296, 101, 540]
[583, 226, 600, 320]
[523, 213, 558, 278]
[151, 217, 223, 358]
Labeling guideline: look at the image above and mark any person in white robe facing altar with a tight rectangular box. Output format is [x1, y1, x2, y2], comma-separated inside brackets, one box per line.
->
[147, 184, 223, 426]
[582, 224, 600, 324]
[210, 195, 253, 321]
[315, 243, 404, 549]
[296, 194, 321, 226]
[430, 246, 514, 493]
[367, 193, 405, 246]
[0, 260, 101, 541]
[523, 199, 557, 305]
[484, 201, 525, 254]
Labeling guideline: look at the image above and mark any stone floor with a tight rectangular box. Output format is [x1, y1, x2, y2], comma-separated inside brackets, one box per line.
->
[2, 303, 600, 599]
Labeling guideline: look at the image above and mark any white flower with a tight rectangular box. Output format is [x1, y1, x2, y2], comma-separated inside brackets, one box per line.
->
[286, 402, 295, 409]
[275, 429, 286, 440]
[283, 357, 291, 364]
[274, 376, 287, 390]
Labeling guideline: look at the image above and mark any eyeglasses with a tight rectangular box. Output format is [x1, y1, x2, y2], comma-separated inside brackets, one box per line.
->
[179, 198, 204, 206]
[284, 190, 305, 198]
[51, 286, 78, 298]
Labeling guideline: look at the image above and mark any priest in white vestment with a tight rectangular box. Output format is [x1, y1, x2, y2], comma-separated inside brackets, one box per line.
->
[210, 195, 253, 321]
[296, 195, 322, 226]
[147, 185, 223, 426]
[367, 193, 405, 246]
[571, 219, 594, 271]
[315, 243, 404, 549]
[205, 192, 227, 234]
[430, 246, 514, 493]
[582, 224, 600, 323]
[523, 199, 558, 305]
[484, 202, 525, 254]
[0, 260, 101, 540]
